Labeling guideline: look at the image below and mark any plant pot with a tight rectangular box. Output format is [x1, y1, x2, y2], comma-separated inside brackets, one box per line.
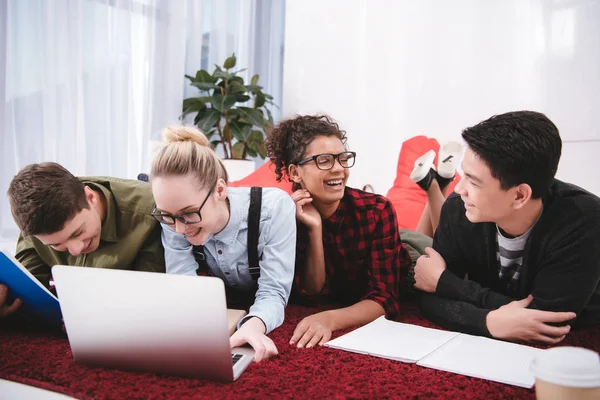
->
[221, 159, 255, 182]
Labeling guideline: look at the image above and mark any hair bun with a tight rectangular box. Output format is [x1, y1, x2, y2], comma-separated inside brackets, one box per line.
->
[162, 126, 209, 147]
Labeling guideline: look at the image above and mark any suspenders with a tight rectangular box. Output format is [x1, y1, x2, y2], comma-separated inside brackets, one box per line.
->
[193, 187, 263, 282]
[247, 187, 262, 281]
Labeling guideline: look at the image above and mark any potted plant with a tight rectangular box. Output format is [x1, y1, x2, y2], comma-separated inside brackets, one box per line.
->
[182, 53, 277, 181]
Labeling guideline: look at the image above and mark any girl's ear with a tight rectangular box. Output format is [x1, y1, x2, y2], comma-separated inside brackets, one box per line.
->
[287, 164, 302, 184]
[216, 178, 228, 200]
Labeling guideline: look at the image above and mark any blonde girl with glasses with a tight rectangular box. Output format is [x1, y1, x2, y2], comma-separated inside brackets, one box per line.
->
[151, 126, 296, 362]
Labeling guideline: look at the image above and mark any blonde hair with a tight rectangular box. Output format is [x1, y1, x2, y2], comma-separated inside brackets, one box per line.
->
[151, 126, 228, 189]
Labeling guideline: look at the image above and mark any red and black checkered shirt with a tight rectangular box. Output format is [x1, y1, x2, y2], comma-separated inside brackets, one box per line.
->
[294, 187, 411, 319]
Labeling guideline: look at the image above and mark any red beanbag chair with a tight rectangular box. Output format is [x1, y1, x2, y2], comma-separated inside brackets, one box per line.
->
[386, 136, 461, 230]
[228, 161, 293, 194]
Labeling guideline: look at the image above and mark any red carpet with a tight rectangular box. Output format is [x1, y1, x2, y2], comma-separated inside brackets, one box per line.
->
[1, 303, 599, 399]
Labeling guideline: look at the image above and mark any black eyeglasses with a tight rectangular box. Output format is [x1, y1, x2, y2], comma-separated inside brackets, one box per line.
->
[151, 184, 215, 225]
[293, 151, 356, 170]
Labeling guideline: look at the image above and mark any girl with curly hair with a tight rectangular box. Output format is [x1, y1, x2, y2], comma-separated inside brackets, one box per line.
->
[266, 115, 412, 349]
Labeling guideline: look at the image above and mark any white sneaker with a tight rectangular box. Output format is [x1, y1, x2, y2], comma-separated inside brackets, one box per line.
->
[437, 141, 463, 179]
[410, 150, 436, 190]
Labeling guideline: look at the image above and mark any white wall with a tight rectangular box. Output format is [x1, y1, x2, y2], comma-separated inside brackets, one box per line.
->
[283, 0, 600, 196]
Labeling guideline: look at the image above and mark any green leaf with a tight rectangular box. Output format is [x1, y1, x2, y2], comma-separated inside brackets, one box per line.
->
[232, 142, 245, 159]
[211, 93, 237, 112]
[264, 93, 273, 100]
[192, 82, 219, 91]
[182, 98, 206, 114]
[213, 69, 229, 79]
[236, 94, 251, 102]
[247, 147, 258, 158]
[197, 109, 221, 133]
[229, 76, 244, 85]
[266, 108, 274, 124]
[250, 74, 259, 86]
[229, 82, 248, 94]
[249, 130, 265, 144]
[185, 74, 195, 82]
[256, 145, 266, 159]
[205, 129, 217, 140]
[263, 114, 272, 131]
[237, 107, 265, 127]
[223, 54, 237, 69]
[195, 69, 218, 84]
[254, 91, 266, 108]
[229, 122, 252, 142]
[245, 85, 263, 92]
[193, 111, 202, 125]
[266, 99, 280, 109]
[210, 139, 221, 148]
[248, 131, 266, 159]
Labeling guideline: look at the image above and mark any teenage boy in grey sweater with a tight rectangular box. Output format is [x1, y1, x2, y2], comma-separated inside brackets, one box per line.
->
[414, 111, 600, 345]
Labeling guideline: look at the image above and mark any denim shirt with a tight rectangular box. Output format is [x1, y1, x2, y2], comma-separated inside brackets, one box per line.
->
[161, 187, 296, 334]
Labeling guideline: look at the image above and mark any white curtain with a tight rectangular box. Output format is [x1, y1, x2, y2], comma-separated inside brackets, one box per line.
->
[1, 0, 286, 240]
[1, 0, 189, 238]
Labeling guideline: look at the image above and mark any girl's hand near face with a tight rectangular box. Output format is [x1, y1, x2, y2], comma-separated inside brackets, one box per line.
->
[291, 189, 321, 230]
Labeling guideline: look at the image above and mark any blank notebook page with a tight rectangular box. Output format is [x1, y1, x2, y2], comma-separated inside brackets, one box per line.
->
[417, 333, 543, 388]
[325, 316, 460, 363]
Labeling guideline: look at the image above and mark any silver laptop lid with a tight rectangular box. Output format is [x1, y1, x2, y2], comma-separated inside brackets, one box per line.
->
[52, 266, 239, 381]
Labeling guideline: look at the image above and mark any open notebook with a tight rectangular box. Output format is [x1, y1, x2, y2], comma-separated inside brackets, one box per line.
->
[325, 316, 543, 388]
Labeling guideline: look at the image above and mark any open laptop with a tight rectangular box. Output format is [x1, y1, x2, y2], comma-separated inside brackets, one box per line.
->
[51, 265, 254, 381]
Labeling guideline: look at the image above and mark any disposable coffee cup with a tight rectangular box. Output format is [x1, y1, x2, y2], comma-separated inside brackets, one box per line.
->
[531, 346, 600, 400]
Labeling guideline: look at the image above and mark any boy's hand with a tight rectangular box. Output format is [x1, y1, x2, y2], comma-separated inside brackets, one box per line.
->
[487, 295, 576, 344]
[0, 284, 23, 319]
[414, 247, 447, 293]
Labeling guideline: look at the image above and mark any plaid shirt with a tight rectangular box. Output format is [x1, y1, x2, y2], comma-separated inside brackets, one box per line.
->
[294, 187, 411, 319]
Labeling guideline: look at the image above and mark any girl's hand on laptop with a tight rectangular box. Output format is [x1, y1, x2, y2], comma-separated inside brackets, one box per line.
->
[0, 284, 23, 319]
[230, 316, 278, 362]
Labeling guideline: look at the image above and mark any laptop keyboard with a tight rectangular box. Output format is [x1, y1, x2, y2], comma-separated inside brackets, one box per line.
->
[232, 354, 243, 366]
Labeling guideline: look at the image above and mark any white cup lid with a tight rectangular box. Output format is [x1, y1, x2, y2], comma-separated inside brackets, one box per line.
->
[531, 346, 600, 388]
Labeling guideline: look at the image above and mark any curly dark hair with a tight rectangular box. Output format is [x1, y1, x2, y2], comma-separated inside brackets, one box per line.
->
[266, 114, 347, 189]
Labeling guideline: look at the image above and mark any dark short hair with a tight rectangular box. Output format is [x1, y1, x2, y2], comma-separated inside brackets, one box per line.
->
[462, 111, 562, 199]
[266, 114, 347, 191]
[7, 162, 89, 236]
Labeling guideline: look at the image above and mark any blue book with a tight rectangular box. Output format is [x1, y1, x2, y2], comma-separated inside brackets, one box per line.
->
[0, 249, 62, 325]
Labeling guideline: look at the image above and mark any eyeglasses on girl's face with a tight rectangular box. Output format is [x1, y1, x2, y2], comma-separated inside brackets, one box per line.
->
[293, 151, 356, 170]
[151, 183, 215, 225]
